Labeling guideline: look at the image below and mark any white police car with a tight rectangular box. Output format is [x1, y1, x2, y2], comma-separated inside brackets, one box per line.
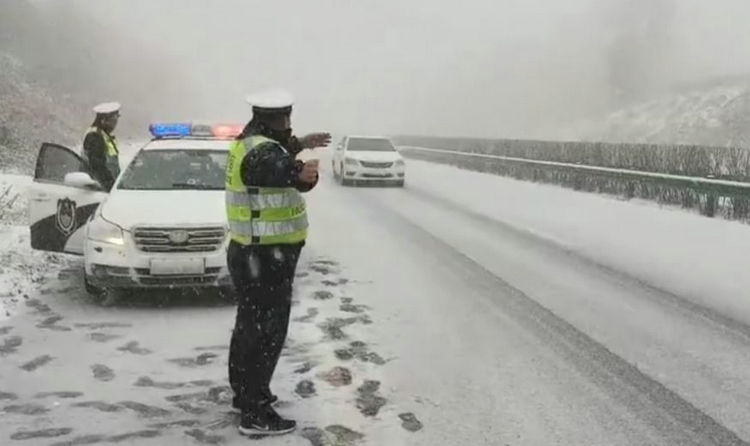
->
[331, 136, 405, 186]
[28, 123, 243, 299]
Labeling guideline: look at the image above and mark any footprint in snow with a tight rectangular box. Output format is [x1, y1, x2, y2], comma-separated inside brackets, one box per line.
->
[399, 412, 424, 432]
[117, 341, 153, 355]
[88, 332, 122, 343]
[184, 428, 225, 445]
[0, 335, 22, 354]
[168, 352, 218, 367]
[356, 380, 387, 417]
[301, 425, 364, 446]
[20, 354, 54, 371]
[10, 428, 73, 440]
[293, 307, 319, 323]
[91, 364, 115, 382]
[0, 326, 13, 335]
[35, 391, 83, 399]
[295, 380, 316, 398]
[3, 403, 50, 415]
[71, 401, 124, 413]
[118, 401, 171, 418]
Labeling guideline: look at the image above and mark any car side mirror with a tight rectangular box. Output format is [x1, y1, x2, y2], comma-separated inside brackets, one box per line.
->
[64, 172, 102, 191]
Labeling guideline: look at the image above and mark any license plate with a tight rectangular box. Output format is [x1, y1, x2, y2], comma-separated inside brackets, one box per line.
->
[149, 258, 205, 276]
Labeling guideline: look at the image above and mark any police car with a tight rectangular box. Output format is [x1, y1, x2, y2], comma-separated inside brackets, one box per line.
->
[28, 123, 242, 299]
[331, 136, 405, 186]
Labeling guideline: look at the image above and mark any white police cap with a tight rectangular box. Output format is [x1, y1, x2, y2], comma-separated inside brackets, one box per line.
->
[92, 102, 121, 115]
[245, 89, 294, 113]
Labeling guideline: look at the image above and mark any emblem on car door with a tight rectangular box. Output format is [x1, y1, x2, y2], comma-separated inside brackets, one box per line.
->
[55, 198, 77, 236]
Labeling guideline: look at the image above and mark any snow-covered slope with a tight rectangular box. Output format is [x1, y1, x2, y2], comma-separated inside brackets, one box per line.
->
[583, 80, 750, 147]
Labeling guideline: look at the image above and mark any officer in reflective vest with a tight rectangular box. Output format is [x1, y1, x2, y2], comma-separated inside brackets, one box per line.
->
[83, 102, 121, 191]
[226, 89, 331, 437]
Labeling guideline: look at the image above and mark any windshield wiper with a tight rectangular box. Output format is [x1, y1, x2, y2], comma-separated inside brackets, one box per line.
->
[171, 183, 223, 190]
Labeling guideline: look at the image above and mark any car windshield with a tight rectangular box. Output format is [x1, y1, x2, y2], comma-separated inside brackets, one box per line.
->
[347, 138, 395, 152]
[117, 149, 226, 190]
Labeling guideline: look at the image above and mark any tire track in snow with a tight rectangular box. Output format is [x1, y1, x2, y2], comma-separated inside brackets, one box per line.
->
[366, 191, 749, 446]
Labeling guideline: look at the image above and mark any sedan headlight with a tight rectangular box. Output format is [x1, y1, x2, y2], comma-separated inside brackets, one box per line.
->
[344, 158, 360, 166]
[87, 215, 125, 245]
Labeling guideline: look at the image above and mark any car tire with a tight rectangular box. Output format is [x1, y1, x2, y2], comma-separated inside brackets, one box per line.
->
[341, 178, 354, 187]
[84, 274, 106, 300]
[218, 286, 237, 304]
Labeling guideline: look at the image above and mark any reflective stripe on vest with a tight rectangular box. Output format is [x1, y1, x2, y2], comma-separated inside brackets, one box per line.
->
[225, 135, 308, 245]
[85, 127, 120, 177]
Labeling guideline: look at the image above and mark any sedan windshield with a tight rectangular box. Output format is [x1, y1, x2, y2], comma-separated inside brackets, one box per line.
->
[347, 138, 395, 152]
[118, 149, 226, 190]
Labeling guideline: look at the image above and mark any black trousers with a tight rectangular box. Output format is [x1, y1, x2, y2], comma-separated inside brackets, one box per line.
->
[227, 240, 303, 408]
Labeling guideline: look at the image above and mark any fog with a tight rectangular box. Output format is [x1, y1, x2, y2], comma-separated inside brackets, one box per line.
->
[10, 0, 750, 140]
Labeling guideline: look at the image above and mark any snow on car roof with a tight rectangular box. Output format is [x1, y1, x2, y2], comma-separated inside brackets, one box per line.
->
[141, 138, 232, 151]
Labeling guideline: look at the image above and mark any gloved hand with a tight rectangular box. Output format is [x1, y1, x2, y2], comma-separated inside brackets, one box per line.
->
[299, 133, 332, 149]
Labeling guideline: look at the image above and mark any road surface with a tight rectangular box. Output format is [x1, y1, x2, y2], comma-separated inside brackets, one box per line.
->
[1, 160, 750, 445]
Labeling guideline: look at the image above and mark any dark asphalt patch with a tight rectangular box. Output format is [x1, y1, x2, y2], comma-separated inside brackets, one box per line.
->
[184, 428, 225, 444]
[117, 401, 170, 418]
[36, 391, 84, 399]
[91, 364, 115, 382]
[20, 354, 53, 371]
[88, 333, 122, 343]
[3, 403, 49, 415]
[356, 380, 387, 417]
[399, 412, 424, 432]
[0, 335, 22, 354]
[116, 341, 152, 355]
[10, 427, 73, 440]
[295, 380, 316, 398]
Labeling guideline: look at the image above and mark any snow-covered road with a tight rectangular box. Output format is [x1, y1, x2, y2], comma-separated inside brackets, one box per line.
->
[2, 159, 750, 445]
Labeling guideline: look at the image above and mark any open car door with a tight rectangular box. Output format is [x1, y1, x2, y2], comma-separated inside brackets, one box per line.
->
[28, 143, 108, 255]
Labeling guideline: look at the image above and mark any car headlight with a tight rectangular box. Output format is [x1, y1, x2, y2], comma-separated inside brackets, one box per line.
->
[87, 215, 125, 245]
[344, 158, 360, 166]
[395, 159, 405, 166]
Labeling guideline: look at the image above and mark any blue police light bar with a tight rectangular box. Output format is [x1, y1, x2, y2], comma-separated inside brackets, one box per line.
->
[149, 123, 192, 138]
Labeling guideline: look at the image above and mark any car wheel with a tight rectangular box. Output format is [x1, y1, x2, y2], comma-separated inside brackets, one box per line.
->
[218, 286, 237, 304]
[84, 274, 106, 300]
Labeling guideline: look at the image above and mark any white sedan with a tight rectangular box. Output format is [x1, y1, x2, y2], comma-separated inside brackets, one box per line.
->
[331, 136, 405, 186]
[27, 123, 241, 300]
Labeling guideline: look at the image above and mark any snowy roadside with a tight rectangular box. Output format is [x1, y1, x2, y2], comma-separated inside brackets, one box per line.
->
[0, 170, 416, 445]
[405, 159, 750, 325]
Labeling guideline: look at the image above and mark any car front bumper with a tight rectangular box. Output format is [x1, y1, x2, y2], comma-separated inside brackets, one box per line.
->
[343, 165, 405, 182]
[84, 238, 231, 290]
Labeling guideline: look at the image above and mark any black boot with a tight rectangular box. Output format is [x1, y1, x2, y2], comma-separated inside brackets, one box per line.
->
[238, 404, 296, 436]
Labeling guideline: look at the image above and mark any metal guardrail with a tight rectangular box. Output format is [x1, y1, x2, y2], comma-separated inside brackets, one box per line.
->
[398, 146, 750, 198]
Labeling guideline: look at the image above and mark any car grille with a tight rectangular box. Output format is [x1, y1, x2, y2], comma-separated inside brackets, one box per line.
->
[133, 226, 226, 253]
[360, 161, 393, 168]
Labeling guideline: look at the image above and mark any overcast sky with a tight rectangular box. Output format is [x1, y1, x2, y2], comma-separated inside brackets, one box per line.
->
[43, 0, 750, 139]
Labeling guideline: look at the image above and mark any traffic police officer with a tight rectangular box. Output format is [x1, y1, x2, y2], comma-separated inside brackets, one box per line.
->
[83, 102, 121, 191]
[225, 89, 331, 436]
